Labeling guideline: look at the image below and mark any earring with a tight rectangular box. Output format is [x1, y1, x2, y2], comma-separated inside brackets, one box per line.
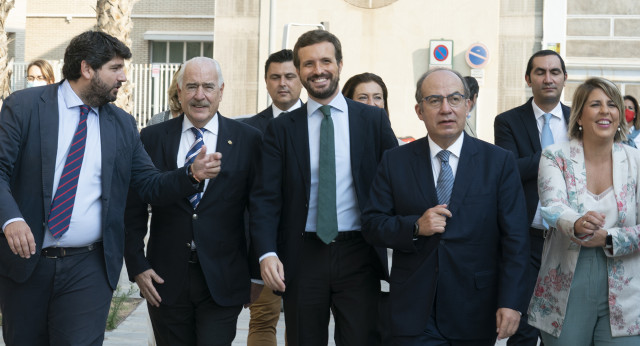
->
[578, 125, 582, 131]
[617, 127, 621, 132]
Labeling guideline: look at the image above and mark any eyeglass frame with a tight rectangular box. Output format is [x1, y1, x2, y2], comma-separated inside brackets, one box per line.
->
[421, 92, 467, 109]
[26, 75, 47, 82]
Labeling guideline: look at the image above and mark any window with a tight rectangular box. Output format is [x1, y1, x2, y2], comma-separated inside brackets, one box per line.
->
[150, 41, 214, 63]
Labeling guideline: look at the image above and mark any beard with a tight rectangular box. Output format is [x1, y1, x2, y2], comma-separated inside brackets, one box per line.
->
[82, 74, 120, 107]
[302, 72, 340, 100]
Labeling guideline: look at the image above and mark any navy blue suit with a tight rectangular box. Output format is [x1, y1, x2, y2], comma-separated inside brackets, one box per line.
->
[362, 134, 530, 342]
[242, 105, 274, 134]
[494, 97, 570, 346]
[0, 82, 200, 345]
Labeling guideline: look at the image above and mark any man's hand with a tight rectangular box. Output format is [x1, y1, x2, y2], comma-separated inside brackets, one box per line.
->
[416, 205, 452, 236]
[496, 307, 520, 340]
[191, 145, 222, 181]
[260, 256, 286, 293]
[4, 220, 36, 258]
[134, 269, 165, 307]
[244, 282, 264, 308]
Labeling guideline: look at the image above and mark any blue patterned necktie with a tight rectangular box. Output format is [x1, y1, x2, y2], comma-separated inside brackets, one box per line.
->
[48, 104, 90, 238]
[436, 150, 454, 205]
[541, 113, 554, 149]
[186, 127, 205, 209]
[316, 105, 338, 244]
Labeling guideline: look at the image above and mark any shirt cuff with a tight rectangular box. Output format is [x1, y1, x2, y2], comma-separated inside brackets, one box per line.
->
[259, 252, 278, 262]
[2, 218, 25, 232]
[251, 279, 265, 285]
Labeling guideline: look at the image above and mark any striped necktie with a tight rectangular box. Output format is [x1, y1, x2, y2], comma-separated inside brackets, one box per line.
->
[48, 104, 90, 239]
[186, 127, 205, 209]
[436, 150, 454, 205]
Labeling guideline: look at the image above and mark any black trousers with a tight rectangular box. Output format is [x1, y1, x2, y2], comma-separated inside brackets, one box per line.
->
[147, 260, 242, 346]
[507, 234, 544, 346]
[283, 233, 380, 346]
[0, 247, 113, 346]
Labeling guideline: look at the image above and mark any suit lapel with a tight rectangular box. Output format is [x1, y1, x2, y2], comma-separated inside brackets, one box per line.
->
[521, 100, 542, 152]
[448, 134, 478, 216]
[412, 138, 438, 207]
[99, 105, 117, 224]
[164, 115, 183, 171]
[199, 114, 233, 207]
[291, 110, 311, 199]
[348, 101, 365, 179]
[40, 86, 60, 218]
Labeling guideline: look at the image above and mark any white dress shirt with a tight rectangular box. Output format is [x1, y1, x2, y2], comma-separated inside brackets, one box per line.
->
[531, 101, 569, 230]
[428, 132, 465, 186]
[305, 94, 360, 233]
[42, 80, 103, 248]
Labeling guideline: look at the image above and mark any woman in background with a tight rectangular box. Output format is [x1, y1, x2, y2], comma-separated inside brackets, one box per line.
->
[529, 77, 640, 345]
[624, 95, 640, 147]
[342, 72, 389, 115]
[26, 59, 55, 87]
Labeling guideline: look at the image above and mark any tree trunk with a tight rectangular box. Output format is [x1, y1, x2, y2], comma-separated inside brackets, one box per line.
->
[0, 0, 15, 103]
[96, 0, 133, 113]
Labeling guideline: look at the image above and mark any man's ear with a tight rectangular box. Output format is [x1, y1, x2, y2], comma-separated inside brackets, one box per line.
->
[80, 60, 94, 80]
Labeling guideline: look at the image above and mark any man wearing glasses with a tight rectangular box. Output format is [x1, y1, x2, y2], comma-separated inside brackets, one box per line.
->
[362, 68, 530, 345]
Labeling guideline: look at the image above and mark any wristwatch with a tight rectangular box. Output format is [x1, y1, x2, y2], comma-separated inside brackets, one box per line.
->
[413, 222, 420, 237]
[605, 234, 613, 249]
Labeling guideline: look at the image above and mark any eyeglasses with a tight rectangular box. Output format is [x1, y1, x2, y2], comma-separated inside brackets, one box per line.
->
[421, 92, 466, 109]
[26, 76, 47, 82]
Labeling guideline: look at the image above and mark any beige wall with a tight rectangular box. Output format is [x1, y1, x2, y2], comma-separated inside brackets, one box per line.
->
[257, 0, 503, 141]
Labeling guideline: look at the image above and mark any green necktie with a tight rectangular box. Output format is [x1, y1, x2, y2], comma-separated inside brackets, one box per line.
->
[316, 105, 338, 244]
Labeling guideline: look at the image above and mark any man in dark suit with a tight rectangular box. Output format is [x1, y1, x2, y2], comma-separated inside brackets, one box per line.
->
[124, 57, 262, 345]
[242, 48, 302, 346]
[244, 49, 302, 134]
[0, 31, 220, 346]
[362, 68, 530, 345]
[494, 49, 570, 346]
[251, 29, 398, 345]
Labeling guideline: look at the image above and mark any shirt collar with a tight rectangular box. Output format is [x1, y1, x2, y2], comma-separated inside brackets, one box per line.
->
[272, 99, 302, 118]
[59, 80, 98, 115]
[306, 93, 348, 118]
[428, 132, 464, 161]
[531, 99, 563, 121]
[181, 112, 219, 136]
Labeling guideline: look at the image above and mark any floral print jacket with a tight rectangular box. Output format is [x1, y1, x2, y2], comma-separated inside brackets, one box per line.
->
[528, 139, 640, 337]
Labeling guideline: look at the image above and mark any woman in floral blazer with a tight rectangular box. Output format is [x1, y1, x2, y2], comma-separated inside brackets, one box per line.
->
[529, 77, 640, 345]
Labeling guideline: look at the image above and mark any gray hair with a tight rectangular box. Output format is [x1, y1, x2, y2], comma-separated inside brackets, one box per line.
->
[175, 57, 224, 88]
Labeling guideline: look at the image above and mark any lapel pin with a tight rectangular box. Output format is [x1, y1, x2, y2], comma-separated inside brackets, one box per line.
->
[228, 140, 233, 145]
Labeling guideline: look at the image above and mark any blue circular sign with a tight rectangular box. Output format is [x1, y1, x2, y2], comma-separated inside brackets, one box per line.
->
[434, 45, 449, 62]
[465, 43, 490, 69]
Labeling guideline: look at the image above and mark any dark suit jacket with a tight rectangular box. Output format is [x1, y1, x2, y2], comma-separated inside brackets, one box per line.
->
[124, 114, 262, 306]
[250, 98, 398, 286]
[242, 106, 274, 134]
[0, 82, 199, 289]
[494, 97, 570, 224]
[361, 135, 530, 340]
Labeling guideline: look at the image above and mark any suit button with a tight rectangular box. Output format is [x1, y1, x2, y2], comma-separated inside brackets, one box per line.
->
[305, 203, 308, 208]
[192, 214, 198, 220]
[42, 222, 46, 227]
[186, 243, 191, 248]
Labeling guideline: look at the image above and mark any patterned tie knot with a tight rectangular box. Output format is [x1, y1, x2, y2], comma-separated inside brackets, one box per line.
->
[191, 127, 205, 139]
[437, 150, 451, 164]
[319, 105, 332, 118]
[543, 113, 552, 124]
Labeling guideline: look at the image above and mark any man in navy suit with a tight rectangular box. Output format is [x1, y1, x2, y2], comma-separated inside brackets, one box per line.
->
[242, 48, 302, 346]
[0, 32, 220, 346]
[362, 68, 530, 345]
[251, 29, 398, 345]
[494, 50, 570, 346]
[124, 57, 262, 345]
[243, 49, 302, 134]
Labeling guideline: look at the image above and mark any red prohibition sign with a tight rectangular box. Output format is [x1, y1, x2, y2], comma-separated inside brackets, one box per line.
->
[434, 45, 449, 61]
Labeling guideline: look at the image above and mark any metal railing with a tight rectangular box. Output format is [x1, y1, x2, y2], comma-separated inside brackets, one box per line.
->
[9, 61, 180, 128]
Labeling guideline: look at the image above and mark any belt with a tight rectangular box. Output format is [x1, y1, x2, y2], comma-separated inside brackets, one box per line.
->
[305, 230, 362, 243]
[529, 227, 547, 238]
[188, 250, 199, 264]
[41, 242, 102, 258]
